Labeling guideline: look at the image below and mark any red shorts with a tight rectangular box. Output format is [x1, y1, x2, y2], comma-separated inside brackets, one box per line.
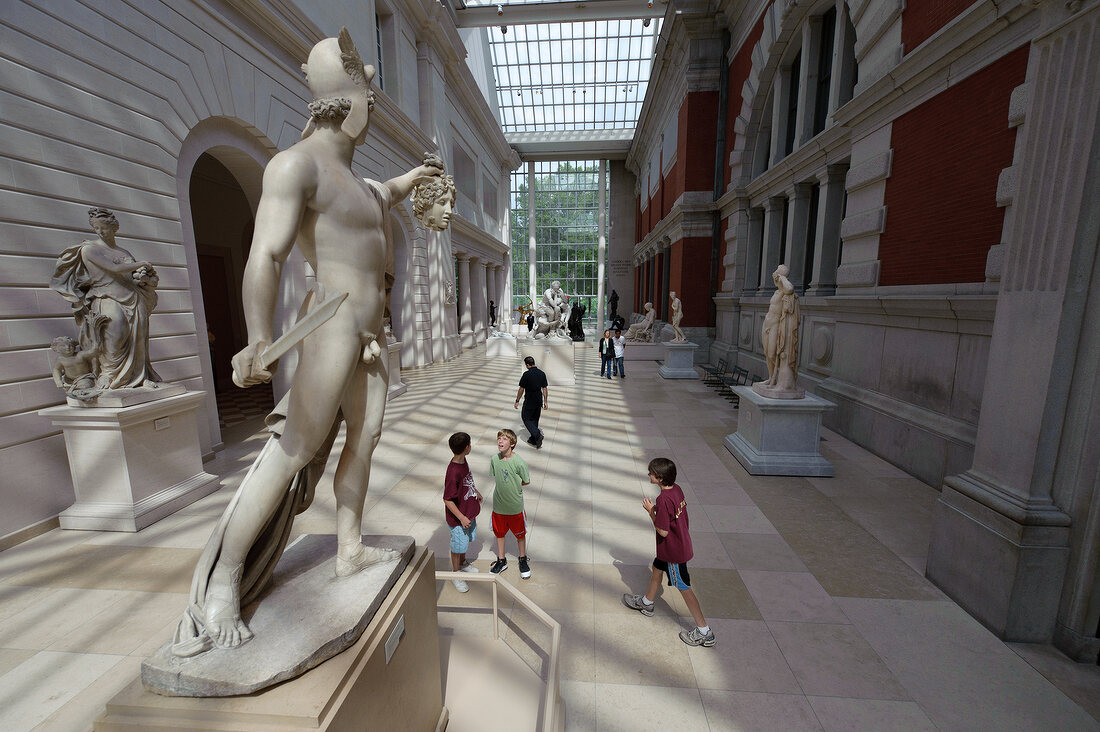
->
[491, 511, 527, 539]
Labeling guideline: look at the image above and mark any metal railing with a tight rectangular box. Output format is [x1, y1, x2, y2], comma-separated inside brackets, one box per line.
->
[436, 571, 562, 732]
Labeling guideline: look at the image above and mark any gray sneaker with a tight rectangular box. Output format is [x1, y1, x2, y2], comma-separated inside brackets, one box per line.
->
[679, 627, 716, 647]
[621, 593, 654, 617]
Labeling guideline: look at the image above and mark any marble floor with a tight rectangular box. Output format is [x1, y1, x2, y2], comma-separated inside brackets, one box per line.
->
[1, 343, 1099, 731]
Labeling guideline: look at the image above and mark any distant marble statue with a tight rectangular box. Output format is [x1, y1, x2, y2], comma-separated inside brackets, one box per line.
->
[608, 289, 619, 322]
[753, 264, 804, 399]
[543, 280, 569, 334]
[50, 208, 166, 392]
[568, 301, 586, 341]
[488, 300, 496, 327]
[669, 291, 686, 342]
[171, 28, 444, 657]
[411, 174, 455, 231]
[625, 302, 656, 342]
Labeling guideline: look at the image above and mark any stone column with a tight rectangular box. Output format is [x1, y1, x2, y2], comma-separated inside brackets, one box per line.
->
[744, 207, 764, 294]
[456, 254, 474, 349]
[527, 161, 537, 303]
[759, 196, 786, 293]
[927, 1, 1100, 650]
[596, 159, 607, 329]
[647, 252, 657, 308]
[472, 259, 487, 344]
[806, 164, 848, 296]
[660, 242, 672, 320]
[784, 183, 813, 290]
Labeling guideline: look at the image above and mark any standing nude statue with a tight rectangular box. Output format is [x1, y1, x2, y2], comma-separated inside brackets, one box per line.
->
[754, 264, 804, 398]
[173, 28, 445, 656]
[669, 291, 685, 342]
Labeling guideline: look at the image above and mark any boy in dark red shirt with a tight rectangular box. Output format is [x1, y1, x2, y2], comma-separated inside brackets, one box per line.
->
[443, 432, 482, 593]
[622, 457, 716, 647]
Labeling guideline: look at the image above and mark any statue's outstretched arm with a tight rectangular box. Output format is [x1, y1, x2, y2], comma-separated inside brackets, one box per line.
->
[385, 152, 444, 204]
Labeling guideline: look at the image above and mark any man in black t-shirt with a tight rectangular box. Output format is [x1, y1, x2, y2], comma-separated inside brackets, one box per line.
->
[514, 355, 548, 449]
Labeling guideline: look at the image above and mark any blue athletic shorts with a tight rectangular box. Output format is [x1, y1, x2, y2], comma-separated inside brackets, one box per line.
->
[652, 558, 691, 590]
[449, 521, 477, 554]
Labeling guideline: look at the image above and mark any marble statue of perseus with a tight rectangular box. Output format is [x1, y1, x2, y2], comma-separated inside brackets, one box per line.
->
[172, 28, 445, 656]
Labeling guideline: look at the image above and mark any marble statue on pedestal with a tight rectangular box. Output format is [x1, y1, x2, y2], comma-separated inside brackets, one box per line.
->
[669, 291, 685, 342]
[411, 174, 455, 231]
[531, 280, 569, 340]
[171, 28, 444, 658]
[488, 299, 496, 327]
[49, 208, 167, 401]
[753, 264, 804, 399]
[625, 302, 656, 342]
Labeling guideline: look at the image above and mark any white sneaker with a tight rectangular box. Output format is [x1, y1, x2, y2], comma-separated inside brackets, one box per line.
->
[451, 578, 469, 593]
[460, 563, 480, 573]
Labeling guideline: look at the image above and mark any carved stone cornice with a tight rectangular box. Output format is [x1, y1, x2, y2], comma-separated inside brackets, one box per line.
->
[450, 214, 509, 260]
[632, 192, 716, 264]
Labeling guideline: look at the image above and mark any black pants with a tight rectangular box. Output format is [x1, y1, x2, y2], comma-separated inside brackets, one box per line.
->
[521, 404, 542, 442]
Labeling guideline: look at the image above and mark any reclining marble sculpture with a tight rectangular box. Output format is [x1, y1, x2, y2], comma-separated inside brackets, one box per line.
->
[169, 29, 444, 660]
[49, 208, 168, 402]
[625, 301, 656, 342]
[753, 264, 805, 399]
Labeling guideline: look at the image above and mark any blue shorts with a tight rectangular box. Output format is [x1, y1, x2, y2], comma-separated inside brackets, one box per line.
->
[652, 559, 692, 590]
[449, 521, 477, 554]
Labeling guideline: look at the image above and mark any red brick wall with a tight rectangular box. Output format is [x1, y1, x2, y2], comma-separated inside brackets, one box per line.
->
[682, 92, 719, 193]
[902, 0, 975, 52]
[879, 44, 1029, 286]
[726, 4, 769, 187]
[669, 237, 714, 326]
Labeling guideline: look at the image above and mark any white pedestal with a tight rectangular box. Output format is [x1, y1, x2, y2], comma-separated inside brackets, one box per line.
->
[518, 338, 575, 385]
[723, 386, 835, 476]
[658, 341, 699, 379]
[622, 342, 666, 361]
[387, 341, 406, 400]
[38, 391, 220, 531]
[486, 334, 518, 357]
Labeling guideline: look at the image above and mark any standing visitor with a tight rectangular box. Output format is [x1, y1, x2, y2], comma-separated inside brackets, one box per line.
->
[514, 355, 548, 448]
[598, 329, 615, 379]
[612, 328, 626, 379]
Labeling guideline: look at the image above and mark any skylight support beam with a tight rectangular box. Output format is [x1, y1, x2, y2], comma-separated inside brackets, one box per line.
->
[456, 0, 666, 27]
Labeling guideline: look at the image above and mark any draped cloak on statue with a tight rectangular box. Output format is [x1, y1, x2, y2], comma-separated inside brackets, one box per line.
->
[50, 241, 161, 388]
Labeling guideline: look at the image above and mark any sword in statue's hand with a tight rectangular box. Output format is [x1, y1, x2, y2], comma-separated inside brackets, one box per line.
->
[231, 290, 348, 388]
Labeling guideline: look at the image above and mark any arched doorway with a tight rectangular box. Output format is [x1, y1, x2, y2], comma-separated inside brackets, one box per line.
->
[189, 152, 274, 428]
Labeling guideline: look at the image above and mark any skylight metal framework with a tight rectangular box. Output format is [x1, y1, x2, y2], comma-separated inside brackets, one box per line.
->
[483, 18, 662, 134]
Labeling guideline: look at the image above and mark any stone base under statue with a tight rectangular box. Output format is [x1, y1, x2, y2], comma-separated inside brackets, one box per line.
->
[142, 534, 415, 696]
[622, 342, 666, 360]
[97, 543, 444, 730]
[658, 341, 699, 379]
[387, 341, 407, 399]
[487, 333, 518, 357]
[67, 382, 187, 408]
[519, 337, 575, 385]
[39, 391, 219, 532]
[724, 386, 835, 476]
[752, 382, 805, 399]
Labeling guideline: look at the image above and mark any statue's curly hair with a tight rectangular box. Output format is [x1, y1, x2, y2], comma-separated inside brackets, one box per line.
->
[412, 174, 456, 218]
[307, 97, 353, 121]
[51, 335, 78, 352]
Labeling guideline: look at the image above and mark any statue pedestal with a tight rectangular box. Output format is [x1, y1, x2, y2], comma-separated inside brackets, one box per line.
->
[622, 342, 665, 361]
[487, 334, 518, 357]
[387, 341, 406, 400]
[723, 387, 835, 476]
[519, 338, 575, 385]
[38, 391, 219, 531]
[96, 546, 445, 730]
[658, 341, 699, 379]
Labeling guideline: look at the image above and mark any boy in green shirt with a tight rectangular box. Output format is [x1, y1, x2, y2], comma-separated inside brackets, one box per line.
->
[489, 429, 532, 578]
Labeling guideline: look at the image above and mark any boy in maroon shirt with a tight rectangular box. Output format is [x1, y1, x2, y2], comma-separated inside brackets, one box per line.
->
[622, 457, 716, 647]
[443, 432, 482, 593]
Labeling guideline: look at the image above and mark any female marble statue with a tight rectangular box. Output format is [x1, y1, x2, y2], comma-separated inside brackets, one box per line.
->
[625, 302, 656, 342]
[50, 208, 163, 389]
[755, 264, 803, 397]
[669, 291, 685, 342]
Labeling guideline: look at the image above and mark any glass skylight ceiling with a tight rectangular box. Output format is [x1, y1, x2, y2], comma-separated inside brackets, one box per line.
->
[481, 16, 662, 133]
